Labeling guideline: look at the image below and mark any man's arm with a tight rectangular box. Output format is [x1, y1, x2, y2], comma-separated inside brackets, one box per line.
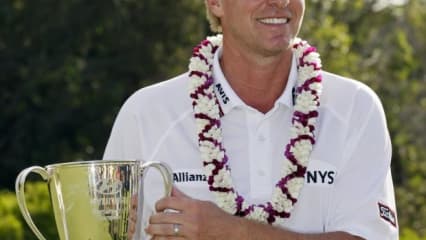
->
[146, 187, 363, 240]
[237, 215, 363, 240]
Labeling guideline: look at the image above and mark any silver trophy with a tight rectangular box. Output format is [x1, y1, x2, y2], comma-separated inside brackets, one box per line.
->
[15, 160, 173, 240]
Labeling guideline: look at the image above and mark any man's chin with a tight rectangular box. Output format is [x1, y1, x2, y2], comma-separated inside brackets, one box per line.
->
[256, 46, 291, 58]
[258, 41, 293, 57]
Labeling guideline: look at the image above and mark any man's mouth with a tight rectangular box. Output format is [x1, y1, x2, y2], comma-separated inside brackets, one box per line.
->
[258, 17, 290, 25]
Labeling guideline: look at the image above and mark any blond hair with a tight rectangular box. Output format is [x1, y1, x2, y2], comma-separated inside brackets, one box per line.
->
[205, 0, 222, 32]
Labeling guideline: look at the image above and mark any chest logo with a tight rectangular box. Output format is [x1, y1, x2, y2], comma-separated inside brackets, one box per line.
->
[305, 170, 336, 184]
[304, 160, 338, 186]
[173, 171, 207, 183]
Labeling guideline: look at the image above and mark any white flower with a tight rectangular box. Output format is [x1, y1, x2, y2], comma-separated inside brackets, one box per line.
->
[308, 117, 317, 126]
[194, 95, 220, 119]
[195, 118, 209, 132]
[208, 148, 222, 162]
[297, 65, 315, 84]
[310, 82, 322, 92]
[204, 85, 215, 95]
[203, 126, 222, 141]
[293, 42, 309, 58]
[200, 150, 210, 162]
[188, 74, 207, 92]
[298, 65, 321, 85]
[207, 34, 223, 46]
[199, 141, 222, 163]
[241, 201, 251, 212]
[291, 139, 313, 166]
[281, 160, 297, 177]
[272, 188, 293, 212]
[213, 168, 233, 188]
[294, 91, 317, 113]
[304, 52, 322, 66]
[247, 207, 268, 222]
[203, 163, 216, 176]
[290, 37, 302, 46]
[189, 57, 209, 73]
[291, 122, 312, 137]
[215, 192, 237, 214]
[287, 178, 304, 198]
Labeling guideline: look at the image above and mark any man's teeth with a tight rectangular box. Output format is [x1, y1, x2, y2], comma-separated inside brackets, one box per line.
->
[259, 18, 289, 24]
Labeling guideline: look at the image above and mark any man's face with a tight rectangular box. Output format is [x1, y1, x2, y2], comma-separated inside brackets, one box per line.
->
[215, 0, 305, 57]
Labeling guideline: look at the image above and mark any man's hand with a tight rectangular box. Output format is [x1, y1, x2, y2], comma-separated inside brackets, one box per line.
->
[145, 186, 244, 239]
[128, 194, 138, 240]
[145, 186, 364, 240]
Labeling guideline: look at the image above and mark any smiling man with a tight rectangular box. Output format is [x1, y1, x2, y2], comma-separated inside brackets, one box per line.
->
[103, 0, 399, 239]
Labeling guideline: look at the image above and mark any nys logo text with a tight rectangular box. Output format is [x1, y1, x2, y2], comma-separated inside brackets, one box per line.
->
[304, 160, 337, 186]
[305, 170, 336, 185]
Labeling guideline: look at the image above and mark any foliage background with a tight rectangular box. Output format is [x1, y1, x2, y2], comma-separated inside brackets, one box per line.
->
[0, 0, 425, 239]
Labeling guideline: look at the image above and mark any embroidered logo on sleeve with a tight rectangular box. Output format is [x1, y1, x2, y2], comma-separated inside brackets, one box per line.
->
[378, 202, 397, 227]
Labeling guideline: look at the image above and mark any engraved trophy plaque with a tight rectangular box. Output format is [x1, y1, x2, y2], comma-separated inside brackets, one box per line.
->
[15, 160, 172, 240]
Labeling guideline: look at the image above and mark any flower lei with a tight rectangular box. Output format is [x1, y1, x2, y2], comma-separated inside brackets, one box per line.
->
[188, 35, 322, 224]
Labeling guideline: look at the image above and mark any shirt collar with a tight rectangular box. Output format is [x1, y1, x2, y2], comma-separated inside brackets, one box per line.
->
[212, 46, 245, 114]
[276, 53, 297, 108]
[212, 46, 298, 115]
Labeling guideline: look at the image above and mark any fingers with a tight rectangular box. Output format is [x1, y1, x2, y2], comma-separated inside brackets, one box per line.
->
[155, 186, 192, 212]
[148, 187, 192, 238]
[151, 235, 186, 240]
[146, 223, 186, 238]
[147, 187, 198, 238]
[128, 194, 138, 239]
[155, 196, 183, 212]
[146, 213, 187, 239]
[149, 211, 185, 225]
[171, 186, 189, 198]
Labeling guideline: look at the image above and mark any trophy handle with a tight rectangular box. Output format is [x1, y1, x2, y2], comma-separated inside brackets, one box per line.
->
[15, 166, 49, 240]
[140, 161, 173, 197]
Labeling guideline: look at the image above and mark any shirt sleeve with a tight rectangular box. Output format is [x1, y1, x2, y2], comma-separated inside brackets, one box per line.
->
[326, 87, 398, 239]
[103, 96, 144, 161]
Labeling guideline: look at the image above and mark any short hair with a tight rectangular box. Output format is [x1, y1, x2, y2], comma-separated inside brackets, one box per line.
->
[205, 0, 222, 32]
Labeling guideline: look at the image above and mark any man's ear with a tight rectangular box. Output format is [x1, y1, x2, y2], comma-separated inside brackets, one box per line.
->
[206, 0, 224, 17]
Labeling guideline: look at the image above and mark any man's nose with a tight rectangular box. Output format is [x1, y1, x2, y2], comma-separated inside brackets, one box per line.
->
[268, 0, 290, 9]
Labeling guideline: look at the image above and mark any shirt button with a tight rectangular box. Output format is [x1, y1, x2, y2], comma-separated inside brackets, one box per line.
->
[258, 170, 266, 176]
[258, 135, 266, 142]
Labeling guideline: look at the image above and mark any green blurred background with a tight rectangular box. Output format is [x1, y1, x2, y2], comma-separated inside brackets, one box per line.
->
[0, 0, 425, 239]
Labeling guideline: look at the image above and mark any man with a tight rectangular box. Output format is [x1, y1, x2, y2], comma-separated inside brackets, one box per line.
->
[104, 0, 399, 239]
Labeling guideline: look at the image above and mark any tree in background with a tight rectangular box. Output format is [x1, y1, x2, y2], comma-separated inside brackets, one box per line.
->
[0, 0, 206, 188]
[0, 182, 57, 240]
[0, 0, 425, 237]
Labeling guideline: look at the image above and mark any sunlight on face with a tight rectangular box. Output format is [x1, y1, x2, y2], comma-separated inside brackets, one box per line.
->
[219, 0, 305, 57]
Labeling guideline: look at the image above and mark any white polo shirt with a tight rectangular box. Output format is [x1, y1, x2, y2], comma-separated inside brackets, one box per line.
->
[103, 47, 398, 239]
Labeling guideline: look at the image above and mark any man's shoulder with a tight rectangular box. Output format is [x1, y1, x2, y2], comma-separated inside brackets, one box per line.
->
[135, 72, 189, 99]
[322, 71, 381, 105]
[321, 71, 385, 121]
[119, 72, 191, 115]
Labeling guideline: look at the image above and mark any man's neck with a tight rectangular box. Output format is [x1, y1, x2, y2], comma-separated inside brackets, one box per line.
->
[220, 44, 293, 114]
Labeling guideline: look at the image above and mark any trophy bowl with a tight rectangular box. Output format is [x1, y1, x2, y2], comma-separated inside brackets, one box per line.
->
[15, 160, 172, 240]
